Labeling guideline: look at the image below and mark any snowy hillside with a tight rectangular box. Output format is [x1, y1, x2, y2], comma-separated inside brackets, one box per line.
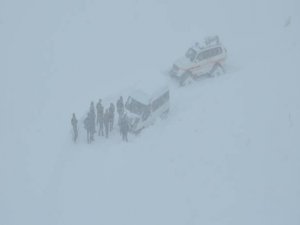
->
[1, 0, 300, 225]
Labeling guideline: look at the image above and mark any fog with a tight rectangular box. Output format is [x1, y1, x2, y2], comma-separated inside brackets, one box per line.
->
[1, 0, 300, 225]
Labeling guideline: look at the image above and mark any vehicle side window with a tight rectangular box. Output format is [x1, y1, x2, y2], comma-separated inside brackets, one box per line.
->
[142, 107, 151, 121]
[197, 47, 222, 61]
[197, 52, 205, 61]
[210, 48, 217, 57]
[152, 91, 170, 112]
[198, 50, 211, 61]
[210, 47, 222, 57]
[199, 47, 222, 61]
[204, 50, 211, 59]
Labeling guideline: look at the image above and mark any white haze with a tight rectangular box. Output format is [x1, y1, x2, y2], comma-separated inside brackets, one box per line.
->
[0, 0, 300, 225]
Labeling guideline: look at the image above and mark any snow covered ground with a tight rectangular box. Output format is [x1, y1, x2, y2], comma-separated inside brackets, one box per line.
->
[1, 0, 300, 225]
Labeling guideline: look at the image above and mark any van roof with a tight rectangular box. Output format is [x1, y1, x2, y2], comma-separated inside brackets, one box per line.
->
[196, 43, 223, 53]
[129, 80, 169, 105]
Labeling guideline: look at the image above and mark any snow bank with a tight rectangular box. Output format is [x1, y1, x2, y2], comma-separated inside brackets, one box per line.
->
[0, 0, 299, 225]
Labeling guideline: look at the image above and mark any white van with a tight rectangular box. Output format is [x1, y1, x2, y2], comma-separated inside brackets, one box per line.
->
[125, 86, 170, 133]
[169, 36, 227, 86]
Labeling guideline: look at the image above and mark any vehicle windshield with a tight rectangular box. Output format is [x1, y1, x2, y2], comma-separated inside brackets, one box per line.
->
[125, 97, 148, 115]
[185, 48, 197, 61]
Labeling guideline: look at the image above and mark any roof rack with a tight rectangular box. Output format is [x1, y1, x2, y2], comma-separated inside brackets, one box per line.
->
[205, 35, 220, 46]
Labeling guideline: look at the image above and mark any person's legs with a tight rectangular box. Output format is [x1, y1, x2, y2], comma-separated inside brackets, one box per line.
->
[105, 126, 109, 138]
[87, 130, 90, 143]
[91, 132, 94, 142]
[74, 127, 78, 142]
[100, 122, 104, 136]
[109, 119, 113, 131]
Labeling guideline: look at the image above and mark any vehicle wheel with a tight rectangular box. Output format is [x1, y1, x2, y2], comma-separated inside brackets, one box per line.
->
[210, 63, 225, 77]
[180, 72, 194, 86]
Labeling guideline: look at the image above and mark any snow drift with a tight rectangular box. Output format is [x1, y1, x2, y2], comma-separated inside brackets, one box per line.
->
[0, 0, 300, 225]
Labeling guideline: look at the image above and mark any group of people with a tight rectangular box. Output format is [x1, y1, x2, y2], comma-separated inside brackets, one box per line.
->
[71, 96, 130, 143]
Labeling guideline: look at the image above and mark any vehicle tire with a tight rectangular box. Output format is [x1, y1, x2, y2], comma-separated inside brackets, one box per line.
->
[210, 63, 225, 77]
[179, 72, 193, 86]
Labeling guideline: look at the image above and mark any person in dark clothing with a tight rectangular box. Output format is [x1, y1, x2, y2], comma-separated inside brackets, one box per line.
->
[108, 103, 115, 131]
[84, 112, 92, 143]
[116, 96, 124, 116]
[119, 114, 129, 142]
[117, 113, 122, 134]
[89, 102, 96, 141]
[96, 99, 104, 136]
[90, 101, 95, 114]
[104, 109, 110, 138]
[71, 113, 78, 142]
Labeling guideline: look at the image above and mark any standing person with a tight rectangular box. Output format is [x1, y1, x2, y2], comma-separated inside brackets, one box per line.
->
[116, 96, 124, 116]
[108, 103, 115, 131]
[117, 113, 122, 134]
[90, 101, 95, 114]
[104, 109, 110, 138]
[120, 114, 129, 142]
[89, 102, 96, 141]
[96, 99, 104, 136]
[71, 113, 78, 142]
[117, 97, 125, 135]
[84, 112, 92, 144]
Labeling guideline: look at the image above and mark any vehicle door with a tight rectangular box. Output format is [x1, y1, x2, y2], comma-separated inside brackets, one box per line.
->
[150, 91, 170, 121]
[194, 47, 222, 75]
[140, 105, 152, 128]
